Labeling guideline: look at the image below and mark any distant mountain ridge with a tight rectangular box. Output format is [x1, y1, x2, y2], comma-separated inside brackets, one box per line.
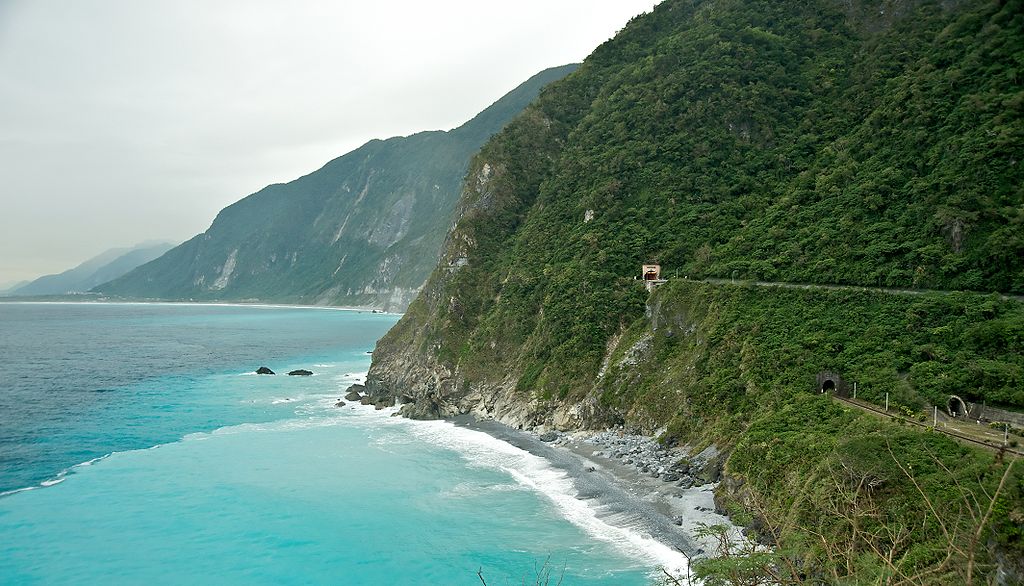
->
[0, 281, 29, 295]
[96, 64, 578, 310]
[9, 242, 176, 297]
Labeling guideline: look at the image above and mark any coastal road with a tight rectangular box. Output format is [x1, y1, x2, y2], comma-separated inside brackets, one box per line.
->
[692, 277, 1024, 302]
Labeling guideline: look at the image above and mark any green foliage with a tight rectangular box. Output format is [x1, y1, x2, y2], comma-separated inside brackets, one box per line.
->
[372, 0, 1024, 580]
[611, 282, 1023, 581]
[390, 0, 1023, 400]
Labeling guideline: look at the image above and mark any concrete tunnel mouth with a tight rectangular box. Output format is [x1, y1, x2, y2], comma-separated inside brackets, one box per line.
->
[947, 395, 968, 418]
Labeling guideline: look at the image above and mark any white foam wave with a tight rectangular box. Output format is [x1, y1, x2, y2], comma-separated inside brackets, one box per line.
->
[5, 300, 393, 313]
[181, 415, 352, 441]
[337, 372, 367, 385]
[73, 454, 111, 468]
[2, 367, 370, 499]
[0, 486, 39, 498]
[442, 481, 527, 499]
[384, 416, 689, 576]
[2, 453, 116, 498]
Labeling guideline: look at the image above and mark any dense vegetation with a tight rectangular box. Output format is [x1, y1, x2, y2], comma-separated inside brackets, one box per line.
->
[387, 0, 1023, 408]
[95, 65, 577, 310]
[369, 0, 1024, 581]
[605, 282, 1023, 581]
[600, 282, 1024, 436]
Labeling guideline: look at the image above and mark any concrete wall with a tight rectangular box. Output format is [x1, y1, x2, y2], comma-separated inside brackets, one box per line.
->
[966, 402, 1024, 428]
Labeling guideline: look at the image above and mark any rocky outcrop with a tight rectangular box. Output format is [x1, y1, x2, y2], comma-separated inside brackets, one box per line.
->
[583, 431, 726, 488]
[344, 384, 365, 401]
[287, 369, 313, 376]
[255, 366, 275, 375]
[400, 395, 447, 420]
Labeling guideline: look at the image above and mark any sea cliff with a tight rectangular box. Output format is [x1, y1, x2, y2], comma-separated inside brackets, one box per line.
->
[365, 0, 1023, 581]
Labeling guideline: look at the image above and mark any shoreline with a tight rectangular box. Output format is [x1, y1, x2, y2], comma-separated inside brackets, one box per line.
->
[0, 299, 404, 315]
[450, 414, 739, 562]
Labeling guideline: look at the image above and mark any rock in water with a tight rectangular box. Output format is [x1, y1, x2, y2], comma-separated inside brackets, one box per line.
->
[288, 369, 313, 376]
[539, 431, 559, 442]
[256, 366, 275, 375]
[334, 401, 346, 407]
[344, 384, 365, 401]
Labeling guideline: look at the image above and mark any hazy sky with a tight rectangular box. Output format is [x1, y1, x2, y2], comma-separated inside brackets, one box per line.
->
[0, 0, 657, 285]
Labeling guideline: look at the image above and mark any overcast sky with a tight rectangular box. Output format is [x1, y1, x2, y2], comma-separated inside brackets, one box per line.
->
[0, 0, 657, 285]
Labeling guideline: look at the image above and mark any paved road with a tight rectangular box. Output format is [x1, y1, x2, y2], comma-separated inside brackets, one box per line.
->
[693, 277, 1024, 302]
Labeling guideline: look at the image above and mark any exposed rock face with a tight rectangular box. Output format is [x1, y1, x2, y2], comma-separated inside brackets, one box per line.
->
[287, 369, 313, 376]
[400, 395, 445, 420]
[690, 445, 725, 485]
[93, 65, 579, 311]
[255, 366, 275, 375]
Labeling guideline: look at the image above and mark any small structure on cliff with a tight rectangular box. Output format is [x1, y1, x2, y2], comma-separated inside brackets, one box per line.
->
[640, 263, 668, 292]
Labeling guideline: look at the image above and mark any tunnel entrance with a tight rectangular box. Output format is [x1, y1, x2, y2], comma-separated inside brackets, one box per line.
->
[816, 371, 847, 397]
[947, 395, 968, 418]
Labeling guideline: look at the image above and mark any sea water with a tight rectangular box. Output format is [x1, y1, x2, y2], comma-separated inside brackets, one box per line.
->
[0, 303, 681, 584]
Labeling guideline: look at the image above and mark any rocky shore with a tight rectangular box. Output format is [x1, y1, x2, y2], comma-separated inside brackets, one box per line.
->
[575, 430, 726, 492]
[455, 416, 741, 559]
[342, 382, 742, 559]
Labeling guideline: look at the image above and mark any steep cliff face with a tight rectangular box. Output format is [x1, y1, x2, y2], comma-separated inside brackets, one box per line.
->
[95, 64, 577, 311]
[367, 0, 1023, 580]
[368, 0, 1024, 420]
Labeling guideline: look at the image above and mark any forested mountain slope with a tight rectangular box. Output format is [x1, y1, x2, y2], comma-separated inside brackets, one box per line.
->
[366, 0, 1023, 581]
[95, 65, 577, 310]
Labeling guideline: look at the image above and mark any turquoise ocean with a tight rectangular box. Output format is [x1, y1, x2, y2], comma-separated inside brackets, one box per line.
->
[0, 303, 680, 584]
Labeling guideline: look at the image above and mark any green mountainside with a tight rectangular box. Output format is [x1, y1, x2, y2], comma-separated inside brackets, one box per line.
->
[366, 0, 1023, 581]
[94, 65, 577, 310]
[9, 242, 175, 297]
